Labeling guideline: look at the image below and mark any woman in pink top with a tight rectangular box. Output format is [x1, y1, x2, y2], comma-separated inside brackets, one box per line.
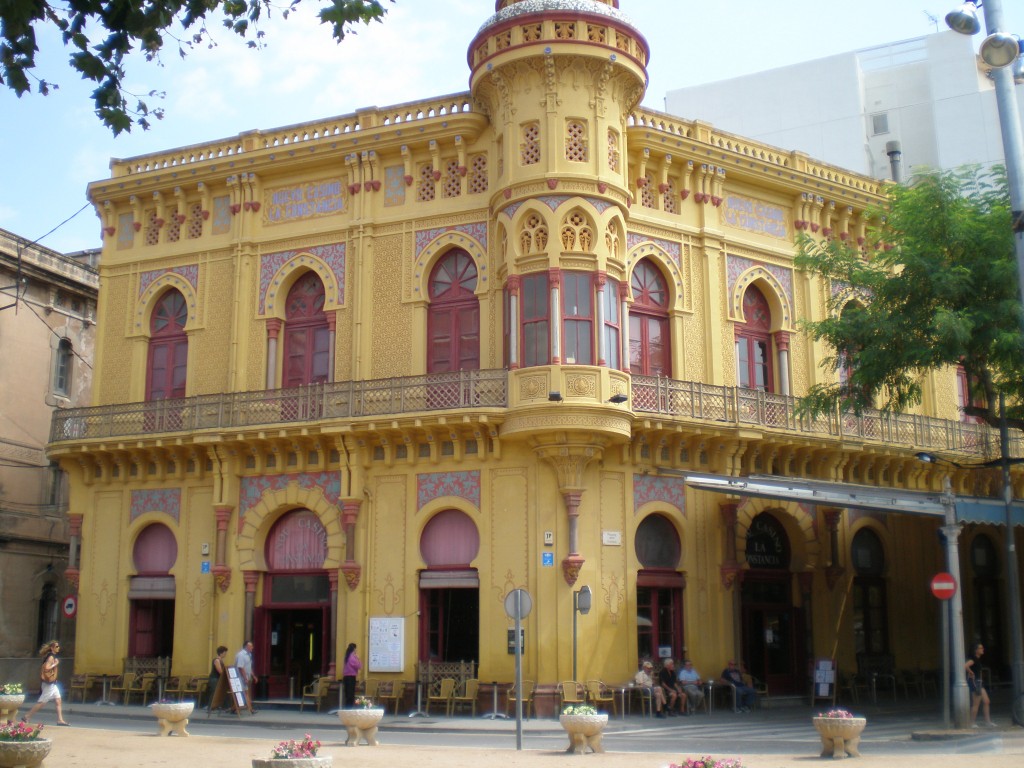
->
[342, 642, 362, 708]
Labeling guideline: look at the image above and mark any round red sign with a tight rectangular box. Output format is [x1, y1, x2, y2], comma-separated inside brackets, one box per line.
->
[930, 572, 957, 600]
[62, 595, 77, 618]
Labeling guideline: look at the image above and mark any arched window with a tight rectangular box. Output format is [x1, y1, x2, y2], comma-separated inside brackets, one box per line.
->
[419, 510, 480, 663]
[629, 260, 670, 376]
[54, 338, 73, 395]
[736, 285, 773, 391]
[851, 528, 888, 655]
[283, 272, 329, 387]
[427, 250, 479, 373]
[129, 523, 177, 658]
[635, 513, 684, 662]
[146, 289, 188, 401]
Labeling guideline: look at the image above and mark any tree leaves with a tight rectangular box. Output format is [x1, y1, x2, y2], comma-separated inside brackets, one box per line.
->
[0, 0, 393, 134]
[795, 165, 1024, 431]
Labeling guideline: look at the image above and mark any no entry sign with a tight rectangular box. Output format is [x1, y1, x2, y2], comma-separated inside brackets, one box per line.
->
[930, 572, 957, 600]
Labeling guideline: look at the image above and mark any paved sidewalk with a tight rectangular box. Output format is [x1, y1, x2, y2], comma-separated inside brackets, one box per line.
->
[22, 697, 1020, 768]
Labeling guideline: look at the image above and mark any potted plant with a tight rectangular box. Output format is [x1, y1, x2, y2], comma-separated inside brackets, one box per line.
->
[150, 698, 195, 737]
[558, 703, 607, 754]
[669, 759, 745, 768]
[0, 721, 50, 768]
[252, 734, 330, 768]
[812, 708, 866, 759]
[0, 685, 24, 723]
[337, 696, 384, 746]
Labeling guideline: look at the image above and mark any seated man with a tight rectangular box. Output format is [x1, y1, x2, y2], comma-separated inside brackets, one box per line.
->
[721, 659, 755, 712]
[676, 659, 705, 714]
[634, 660, 668, 718]
[659, 658, 683, 715]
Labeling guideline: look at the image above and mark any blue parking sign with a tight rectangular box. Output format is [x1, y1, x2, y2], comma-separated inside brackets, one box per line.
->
[542, 552, 554, 567]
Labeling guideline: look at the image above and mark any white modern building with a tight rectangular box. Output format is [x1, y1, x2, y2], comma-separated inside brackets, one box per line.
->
[664, 30, 1024, 181]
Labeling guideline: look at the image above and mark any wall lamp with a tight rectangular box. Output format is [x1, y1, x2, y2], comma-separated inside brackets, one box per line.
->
[548, 391, 563, 402]
[607, 393, 629, 404]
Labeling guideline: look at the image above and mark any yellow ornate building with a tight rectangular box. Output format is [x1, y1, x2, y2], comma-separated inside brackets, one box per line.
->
[49, 0, 1022, 706]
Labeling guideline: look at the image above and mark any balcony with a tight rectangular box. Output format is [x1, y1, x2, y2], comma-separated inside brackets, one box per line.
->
[48, 369, 1015, 462]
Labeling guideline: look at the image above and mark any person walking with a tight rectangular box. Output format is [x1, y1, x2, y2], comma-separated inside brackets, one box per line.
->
[342, 642, 362, 708]
[207, 645, 228, 712]
[966, 643, 996, 728]
[235, 640, 258, 714]
[23, 640, 70, 726]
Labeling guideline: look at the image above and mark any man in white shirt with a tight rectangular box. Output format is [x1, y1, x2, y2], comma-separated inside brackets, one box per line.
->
[235, 640, 258, 713]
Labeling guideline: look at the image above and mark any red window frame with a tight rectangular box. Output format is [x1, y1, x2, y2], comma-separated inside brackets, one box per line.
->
[629, 260, 670, 376]
[427, 250, 480, 373]
[521, 273, 549, 367]
[735, 285, 773, 392]
[562, 271, 593, 365]
[282, 272, 329, 388]
[146, 290, 188, 401]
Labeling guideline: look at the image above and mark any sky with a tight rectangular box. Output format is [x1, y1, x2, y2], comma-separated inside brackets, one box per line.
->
[2, 0, 1023, 254]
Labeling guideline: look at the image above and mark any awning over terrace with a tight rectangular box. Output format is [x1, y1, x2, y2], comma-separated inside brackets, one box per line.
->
[661, 471, 1024, 527]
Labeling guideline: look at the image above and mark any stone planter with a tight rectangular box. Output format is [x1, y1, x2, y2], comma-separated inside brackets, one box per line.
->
[813, 716, 867, 759]
[559, 713, 608, 754]
[251, 759, 332, 768]
[0, 738, 52, 768]
[0, 694, 25, 722]
[151, 700, 195, 737]
[337, 707, 384, 746]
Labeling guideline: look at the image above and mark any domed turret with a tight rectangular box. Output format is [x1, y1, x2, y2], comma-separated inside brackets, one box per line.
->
[468, 0, 649, 200]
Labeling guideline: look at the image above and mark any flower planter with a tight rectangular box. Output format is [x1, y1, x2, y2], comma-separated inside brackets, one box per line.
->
[559, 713, 608, 754]
[0, 738, 52, 768]
[0, 694, 25, 722]
[337, 707, 384, 746]
[251, 759, 332, 768]
[151, 701, 194, 737]
[813, 716, 867, 759]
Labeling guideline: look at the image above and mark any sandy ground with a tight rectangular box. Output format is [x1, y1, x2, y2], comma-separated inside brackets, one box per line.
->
[28, 725, 1024, 768]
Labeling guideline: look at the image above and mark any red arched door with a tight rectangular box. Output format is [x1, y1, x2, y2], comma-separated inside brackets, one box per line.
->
[629, 260, 670, 376]
[735, 285, 773, 391]
[427, 250, 479, 373]
[283, 272, 330, 388]
[147, 290, 188, 401]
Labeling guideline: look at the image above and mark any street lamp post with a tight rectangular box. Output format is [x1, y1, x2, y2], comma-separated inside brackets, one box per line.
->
[946, 0, 1024, 726]
[573, 585, 592, 682]
[939, 477, 972, 729]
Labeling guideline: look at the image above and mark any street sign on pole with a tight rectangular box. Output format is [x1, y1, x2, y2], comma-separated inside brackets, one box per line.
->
[931, 572, 957, 600]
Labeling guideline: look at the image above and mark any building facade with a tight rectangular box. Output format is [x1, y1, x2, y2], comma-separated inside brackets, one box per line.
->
[1, 228, 97, 673]
[49, 0, 1023, 703]
[664, 30, 1024, 182]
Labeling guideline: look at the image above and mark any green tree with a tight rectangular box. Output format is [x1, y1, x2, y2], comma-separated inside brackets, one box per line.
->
[794, 165, 1024, 431]
[0, 0, 392, 134]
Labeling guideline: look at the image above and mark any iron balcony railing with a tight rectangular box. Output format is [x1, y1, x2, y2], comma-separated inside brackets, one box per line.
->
[49, 369, 1016, 460]
[50, 369, 508, 442]
[630, 375, 1016, 459]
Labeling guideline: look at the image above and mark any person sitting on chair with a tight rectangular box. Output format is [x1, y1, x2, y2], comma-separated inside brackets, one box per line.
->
[634, 660, 668, 718]
[677, 659, 705, 714]
[659, 658, 683, 715]
[721, 659, 755, 712]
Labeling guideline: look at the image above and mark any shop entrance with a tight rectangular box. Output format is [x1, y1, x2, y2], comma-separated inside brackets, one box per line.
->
[262, 606, 328, 698]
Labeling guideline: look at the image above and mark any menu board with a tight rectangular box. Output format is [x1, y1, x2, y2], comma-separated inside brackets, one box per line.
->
[368, 616, 404, 673]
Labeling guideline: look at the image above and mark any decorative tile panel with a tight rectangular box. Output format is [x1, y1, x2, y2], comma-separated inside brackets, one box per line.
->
[627, 233, 682, 266]
[239, 471, 342, 520]
[417, 470, 481, 510]
[139, 265, 199, 297]
[633, 474, 686, 515]
[130, 488, 181, 523]
[259, 243, 346, 314]
[414, 223, 488, 258]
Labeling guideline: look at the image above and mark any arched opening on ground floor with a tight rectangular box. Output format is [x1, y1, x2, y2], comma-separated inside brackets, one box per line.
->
[128, 522, 176, 658]
[741, 511, 804, 694]
[418, 509, 480, 664]
[255, 508, 330, 697]
[635, 512, 686, 661]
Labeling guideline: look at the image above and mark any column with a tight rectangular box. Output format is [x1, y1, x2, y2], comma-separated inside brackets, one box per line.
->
[213, 505, 233, 593]
[823, 508, 845, 589]
[619, 282, 630, 371]
[339, 499, 362, 590]
[595, 273, 607, 366]
[775, 331, 791, 396]
[562, 490, 584, 586]
[549, 268, 562, 364]
[327, 312, 337, 382]
[243, 571, 259, 643]
[266, 318, 281, 389]
[507, 274, 520, 370]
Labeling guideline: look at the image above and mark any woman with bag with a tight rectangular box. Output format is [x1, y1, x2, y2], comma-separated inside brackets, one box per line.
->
[23, 640, 70, 725]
